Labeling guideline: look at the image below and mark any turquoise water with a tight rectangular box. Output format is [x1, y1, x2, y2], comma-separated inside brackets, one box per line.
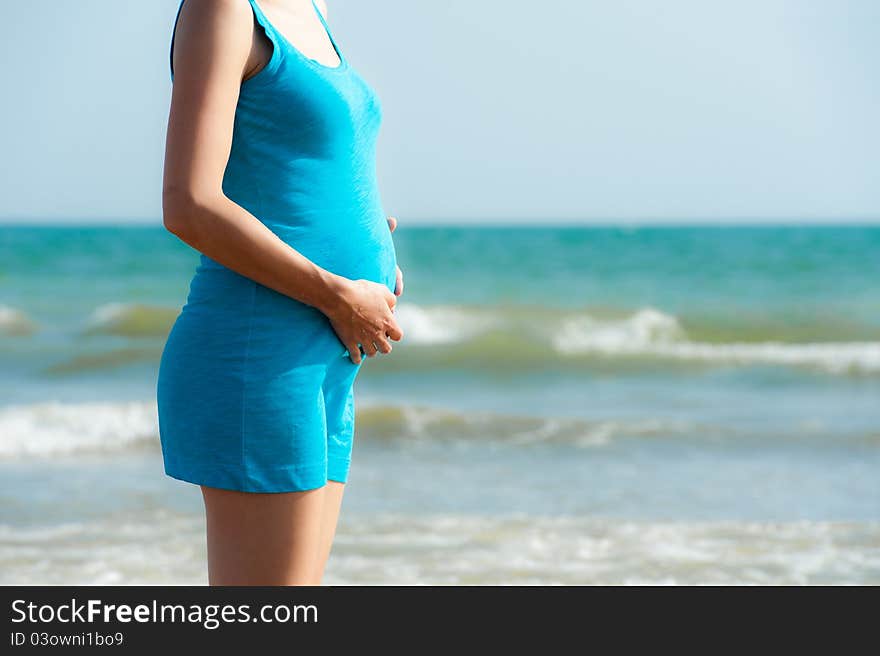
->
[1, 225, 879, 583]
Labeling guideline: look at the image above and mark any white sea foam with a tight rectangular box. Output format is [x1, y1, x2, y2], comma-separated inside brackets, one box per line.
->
[0, 401, 159, 458]
[554, 309, 880, 373]
[634, 340, 880, 373]
[88, 302, 131, 326]
[0, 304, 37, 336]
[394, 303, 496, 345]
[554, 308, 685, 351]
[2, 511, 878, 585]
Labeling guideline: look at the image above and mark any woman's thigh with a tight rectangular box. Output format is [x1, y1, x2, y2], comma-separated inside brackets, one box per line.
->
[200, 484, 326, 585]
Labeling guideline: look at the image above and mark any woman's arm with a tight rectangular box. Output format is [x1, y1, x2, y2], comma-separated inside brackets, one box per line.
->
[163, 0, 402, 363]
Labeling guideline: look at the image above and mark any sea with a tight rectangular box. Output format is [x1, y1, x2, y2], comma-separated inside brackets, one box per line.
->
[1, 224, 878, 584]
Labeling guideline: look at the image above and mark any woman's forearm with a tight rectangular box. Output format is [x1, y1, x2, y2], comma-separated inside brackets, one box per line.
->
[162, 189, 346, 316]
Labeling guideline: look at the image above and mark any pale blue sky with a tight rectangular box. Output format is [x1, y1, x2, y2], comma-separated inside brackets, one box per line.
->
[1, 0, 877, 224]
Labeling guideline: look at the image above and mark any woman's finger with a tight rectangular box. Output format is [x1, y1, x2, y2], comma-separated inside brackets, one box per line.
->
[346, 341, 362, 364]
[373, 334, 393, 354]
[387, 215, 397, 233]
[395, 265, 404, 296]
[361, 340, 378, 357]
[385, 317, 404, 341]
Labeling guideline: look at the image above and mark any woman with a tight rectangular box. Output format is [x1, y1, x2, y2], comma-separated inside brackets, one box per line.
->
[157, 0, 404, 585]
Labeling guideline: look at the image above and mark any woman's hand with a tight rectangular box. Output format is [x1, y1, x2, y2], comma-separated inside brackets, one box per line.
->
[322, 277, 404, 364]
[387, 216, 404, 296]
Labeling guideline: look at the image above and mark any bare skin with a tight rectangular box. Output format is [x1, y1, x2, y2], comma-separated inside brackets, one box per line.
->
[201, 480, 346, 585]
[165, 0, 403, 585]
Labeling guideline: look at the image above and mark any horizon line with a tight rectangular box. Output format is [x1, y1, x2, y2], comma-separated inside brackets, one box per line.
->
[1, 217, 879, 229]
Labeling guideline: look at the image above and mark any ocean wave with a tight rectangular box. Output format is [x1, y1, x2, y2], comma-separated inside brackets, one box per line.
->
[0, 400, 701, 459]
[3, 399, 873, 459]
[390, 304, 880, 375]
[42, 346, 163, 376]
[553, 310, 880, 373]
[3, 511, 878, 584]
[355, 403, 698, 447]
[0, 304, 37, 337]
[34, 302, 880, 376]
[554, 308, 685, 351]
[0, 401, 159, 458]
[393, 304, 497, 344]
[83, 302, 177, 338]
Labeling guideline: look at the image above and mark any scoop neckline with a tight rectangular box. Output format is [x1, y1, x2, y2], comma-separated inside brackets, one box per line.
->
[250, 0, 349, 74]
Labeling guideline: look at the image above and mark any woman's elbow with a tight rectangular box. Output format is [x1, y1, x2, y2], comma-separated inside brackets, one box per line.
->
[162, 187, 204, 239]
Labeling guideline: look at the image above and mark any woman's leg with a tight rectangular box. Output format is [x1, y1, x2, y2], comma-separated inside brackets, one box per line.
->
[314, 480, 346, 583]
[200, 484, 326, 585]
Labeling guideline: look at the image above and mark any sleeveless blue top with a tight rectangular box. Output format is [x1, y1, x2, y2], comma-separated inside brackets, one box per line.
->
[169, 0, 397, 291]
[157, 0, 398, 493]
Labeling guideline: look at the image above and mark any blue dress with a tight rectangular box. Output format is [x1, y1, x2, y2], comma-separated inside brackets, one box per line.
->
[157, 0, 397, 492]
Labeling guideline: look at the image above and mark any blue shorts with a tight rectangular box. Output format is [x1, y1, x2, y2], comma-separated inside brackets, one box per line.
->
[156, 270, 368, 493]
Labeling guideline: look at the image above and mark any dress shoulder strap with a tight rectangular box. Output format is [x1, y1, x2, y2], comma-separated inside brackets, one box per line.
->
[309, 0, 346, 66]
[245, 0, 281, 47]
[169, 0, 185, 81]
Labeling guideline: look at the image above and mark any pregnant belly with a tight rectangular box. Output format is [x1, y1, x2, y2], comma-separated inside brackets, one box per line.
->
[173, 199, 397, 367]
[270, 211, 397, 293]
[195, 211, 397, 294]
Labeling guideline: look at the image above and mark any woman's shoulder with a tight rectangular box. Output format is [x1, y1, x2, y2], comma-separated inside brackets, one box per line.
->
[178, 0, 255, 31]
[171, 0, 258, 79]
[313, 0, 329, 20]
